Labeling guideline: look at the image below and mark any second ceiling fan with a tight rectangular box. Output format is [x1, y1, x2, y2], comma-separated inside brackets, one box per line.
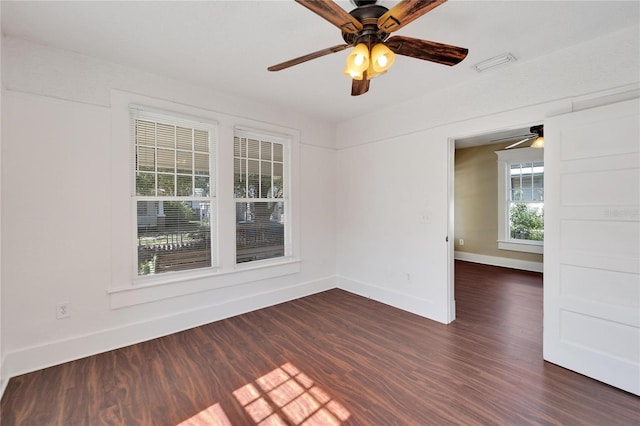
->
[268, 0, 469, 96]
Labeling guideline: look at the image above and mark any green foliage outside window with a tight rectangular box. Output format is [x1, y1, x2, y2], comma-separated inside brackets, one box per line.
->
[510, 202, 544, 241]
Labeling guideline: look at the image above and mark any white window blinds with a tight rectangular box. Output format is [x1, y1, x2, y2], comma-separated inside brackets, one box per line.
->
[131, 107, 217, 276]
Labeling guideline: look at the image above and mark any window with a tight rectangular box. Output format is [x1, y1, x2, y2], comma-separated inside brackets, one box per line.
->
[110, 92, 301, 308]
[509, 161, 544, 241]
[234, 129, 290, 264]
[496, 147, 544, 254]
[132, 107, 217, 275]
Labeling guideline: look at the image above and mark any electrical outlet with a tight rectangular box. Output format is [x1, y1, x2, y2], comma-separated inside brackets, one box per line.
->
[56, 302, 71, 319]
[459, 239, 465, 246]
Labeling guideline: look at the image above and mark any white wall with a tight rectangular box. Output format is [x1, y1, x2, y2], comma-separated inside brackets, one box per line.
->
[336, 128, 453, 321]
[1, 37, 337, 381]
[335, 25, 639, 323]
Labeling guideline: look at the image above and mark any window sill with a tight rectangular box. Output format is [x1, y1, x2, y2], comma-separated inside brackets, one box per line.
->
[108, 258, 302, 309]
[498, 240, 543, 254]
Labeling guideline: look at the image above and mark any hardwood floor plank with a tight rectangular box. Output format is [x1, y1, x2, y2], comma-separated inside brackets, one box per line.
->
[2, 261, 639, 425]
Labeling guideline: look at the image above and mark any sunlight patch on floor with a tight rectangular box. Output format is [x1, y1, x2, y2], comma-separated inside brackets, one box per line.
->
[176, 362, 350, 425]
[177, 402, 232, 426]
[233, 362, 351, 425]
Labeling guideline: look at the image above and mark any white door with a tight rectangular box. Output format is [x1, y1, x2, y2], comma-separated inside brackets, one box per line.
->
[544, 98, 639, 395]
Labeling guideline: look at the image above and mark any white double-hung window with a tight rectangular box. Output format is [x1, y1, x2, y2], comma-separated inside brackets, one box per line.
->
[234, 128, 290, 264]
[496, 146, 544, 254]
[131, 107, 217, 275]
[109, 92, 300, 308]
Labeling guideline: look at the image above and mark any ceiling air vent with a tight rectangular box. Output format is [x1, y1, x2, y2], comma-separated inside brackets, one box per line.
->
[474, 53, 517, 72]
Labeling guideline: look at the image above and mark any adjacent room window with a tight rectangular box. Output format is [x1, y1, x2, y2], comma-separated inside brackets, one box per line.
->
[496, 147, 544, 254]
[132, 107, 217, 275]
[234, 129, 290, 264]
[509, 161, 544, 241]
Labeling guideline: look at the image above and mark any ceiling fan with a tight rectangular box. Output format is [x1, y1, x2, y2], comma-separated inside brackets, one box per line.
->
[505, 125, 544, 149]
[268, 0, 469, 96]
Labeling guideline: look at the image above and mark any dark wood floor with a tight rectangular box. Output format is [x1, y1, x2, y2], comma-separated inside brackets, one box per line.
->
[2, 261, 638, 425]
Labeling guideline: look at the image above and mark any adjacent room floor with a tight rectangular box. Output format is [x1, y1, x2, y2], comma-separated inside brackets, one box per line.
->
[1, 261, 638, 425]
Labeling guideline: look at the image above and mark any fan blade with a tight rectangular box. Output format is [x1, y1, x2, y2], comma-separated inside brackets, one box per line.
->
[268, 44, 349, 71]
[386, 35, 468, 66]
[295, 0, 363, 34]
[378, 0, 446, 32]
[505, 137, 533, 149]
[351, 78, 370, 96]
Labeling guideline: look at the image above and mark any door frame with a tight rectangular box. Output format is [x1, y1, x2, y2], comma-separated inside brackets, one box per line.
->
[445, 120, 546, 322]
[446, 138, 456, 323]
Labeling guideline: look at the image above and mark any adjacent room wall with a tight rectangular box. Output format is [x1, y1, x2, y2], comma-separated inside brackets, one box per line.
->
[335, 25, 639, 323]
[1, 37, 338, 381]
[454, 142, 544, 270]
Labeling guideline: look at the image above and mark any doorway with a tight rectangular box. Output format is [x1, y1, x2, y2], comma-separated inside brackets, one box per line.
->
[446, 124, 544, 322]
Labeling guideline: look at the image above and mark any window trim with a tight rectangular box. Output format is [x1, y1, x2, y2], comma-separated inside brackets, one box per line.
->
[496, 146, 544, 254]
[108, 259, 302, 309]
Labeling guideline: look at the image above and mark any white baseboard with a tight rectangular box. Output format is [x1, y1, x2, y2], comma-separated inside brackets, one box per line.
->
[1, 276, 336, 385]
[336, 275, 446, 324]
[455, 251, 543, 273]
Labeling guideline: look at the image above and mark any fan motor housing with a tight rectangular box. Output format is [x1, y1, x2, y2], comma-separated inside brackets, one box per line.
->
[343, 4, 390, 45]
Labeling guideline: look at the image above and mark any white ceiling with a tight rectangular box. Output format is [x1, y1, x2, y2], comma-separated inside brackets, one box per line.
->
[2, 1, 638, 124]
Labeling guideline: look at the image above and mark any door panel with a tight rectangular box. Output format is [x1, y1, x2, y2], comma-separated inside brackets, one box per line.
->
[561, 168, 638, 206]
[544, 98, 640, 395]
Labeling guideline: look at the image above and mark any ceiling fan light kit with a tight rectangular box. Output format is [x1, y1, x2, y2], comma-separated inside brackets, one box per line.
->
[344, 42, 396, 80]
[269, 0, 469, 96]
[530, 137, 544, 148]
[344, 43, 370, 79]
[371, 43, 396, 73]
